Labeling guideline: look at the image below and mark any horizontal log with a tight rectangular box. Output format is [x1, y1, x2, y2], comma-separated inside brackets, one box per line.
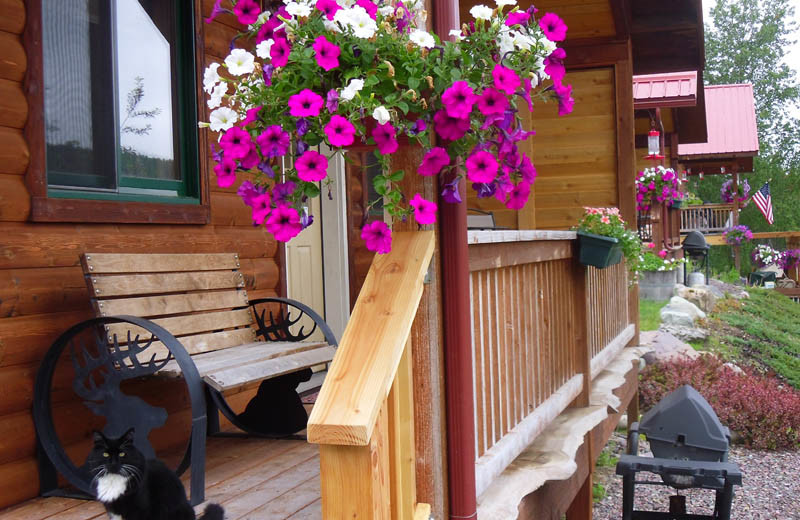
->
[0, 309, 92, 368]
[211, 191, 258, 227]
[0, 78, 26, 128]
[0, 173, 29, 220]
[0, 457, 39, 510]
[201, 0, 242, 30]
[0, 222, 278, 270]
[0, 265, 89, 319]
[0, 127, 28, 174]
[204, 20, 241, 61]
[468, 240, 573, 272]
[0, 0, 25, 35]
[0, 30, 25, 81]
[239, 257, 280, 292]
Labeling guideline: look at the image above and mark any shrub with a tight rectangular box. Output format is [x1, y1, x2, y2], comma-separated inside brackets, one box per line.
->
[639, 355, 800, 450]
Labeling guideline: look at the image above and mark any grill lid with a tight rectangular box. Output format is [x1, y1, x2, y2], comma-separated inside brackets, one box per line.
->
[682, 231, 710, 254]
[639, 385, 729, 456]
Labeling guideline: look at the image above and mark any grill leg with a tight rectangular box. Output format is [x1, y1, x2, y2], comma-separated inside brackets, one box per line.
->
[716, 481, 734, 520]
[622, 473, 635, 520]
[669, 495, 686, 514]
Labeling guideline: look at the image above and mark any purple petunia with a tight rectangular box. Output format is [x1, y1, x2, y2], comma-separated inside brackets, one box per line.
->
[266, 205, 303, 242]
[505, 12, 530, 26]
[219, 127, 252, 160]
[492, 65, 521, 96]
[272, 181, 296, 206]
[324, 115, 356, 147]
[372, 122, 399, 155]
[313, 36, 341, 71]
[270, 38, 291, 67]
[316, 0, 342, 20]
[326, 89, 339, 113]
[441, 81, 478, 119]
[250, 192, 272, 225]
[295, 150, 329, 182]
[288, 89, 324, 118]
[418, 147, 450, 176]
[213, 157, 237, 187]
[544, 48, 567, 87]
[433, 110, 470, 141]
[256, 125, 290, 158]
[477, 87, 508, 116]
[361, 220, 392, 254]
[539, 12, 568, 41]
[409, 193, 438, 225]
[233, 0, 260, 25]
[465, 150, 499, 184]
[505, 181, 531, 210]
[441, 177, 462, 203]
[554, 83, 574, 116]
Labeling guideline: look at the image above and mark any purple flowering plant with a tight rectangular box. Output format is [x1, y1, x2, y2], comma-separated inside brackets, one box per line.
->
[202, 0, 574, 252]
[722, 224, 753, 245]
[720, 178, 750, 208]
[635, 166, 682, 212]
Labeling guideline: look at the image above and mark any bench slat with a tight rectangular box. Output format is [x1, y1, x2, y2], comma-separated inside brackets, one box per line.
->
[116, 327, 259, 363]
[90, 271, 246, 297]
[203, 345, 336, 392]
[82, 253, 240, 274]
[158, 341, 329, 377]
[105, 309, 254, 342]
[96, 290, 249, 317]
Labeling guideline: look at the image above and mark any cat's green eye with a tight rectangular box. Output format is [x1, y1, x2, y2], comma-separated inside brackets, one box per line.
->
[119, 452, 126, 457]
[103, 452, 109, 458]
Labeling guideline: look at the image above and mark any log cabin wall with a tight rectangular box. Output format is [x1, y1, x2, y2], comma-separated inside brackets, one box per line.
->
[0, 0, 282, 508]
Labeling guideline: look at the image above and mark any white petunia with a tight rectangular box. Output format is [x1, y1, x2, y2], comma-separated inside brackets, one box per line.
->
[512, 31, 534, 50]
[409, 29, 435, 49]
[372, 106, 390, 125]
[207, 82, 228, 109]
[208, 107, 239, 132]
[336, 6, 378, 38]
[256, 39, 274, 59]
[541, 36, 557, 55]
[203, 63, 221, 94]
[224, 48, 255, 76]
[497, 30, 516, 56]
[448, 29, 464, 41]
[378, 5, 394, 16]
[341, 78, 364, 100]
[469, 5, 493, 20]
[495, 0, 516, 6]
[285, 2, 311, 17]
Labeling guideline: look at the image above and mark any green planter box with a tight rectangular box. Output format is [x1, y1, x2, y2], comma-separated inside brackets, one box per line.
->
[671, 198, 685, 209]
[577, 231, 623, 269]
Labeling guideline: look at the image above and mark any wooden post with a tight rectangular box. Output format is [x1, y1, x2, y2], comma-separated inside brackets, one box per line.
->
[572, 245, 591, 407]
[565, 467, 593, 520]
[388, 339, 417, 520]
[732, 170, 741, 272]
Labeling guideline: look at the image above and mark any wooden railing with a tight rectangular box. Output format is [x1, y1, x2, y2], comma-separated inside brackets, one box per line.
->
[680, 203, 734, 233]
[307, 231, 434, 519]
[467, 230, 634, 496]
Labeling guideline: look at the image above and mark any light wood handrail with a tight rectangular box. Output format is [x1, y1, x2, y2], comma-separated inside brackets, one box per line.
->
[307, 231, 435, 445]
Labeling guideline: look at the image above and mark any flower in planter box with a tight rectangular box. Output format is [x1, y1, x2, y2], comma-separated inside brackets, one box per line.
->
[635, 166, 682, 212]
[575, 207, 641, 275]
[779, 249, 800, 271]
[722, 224, 753, 245]
[751, 244, 781, 269]
[202, 0, 574, 253]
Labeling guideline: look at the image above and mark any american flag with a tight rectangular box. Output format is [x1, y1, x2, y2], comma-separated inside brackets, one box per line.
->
[752, 182, 774, 225]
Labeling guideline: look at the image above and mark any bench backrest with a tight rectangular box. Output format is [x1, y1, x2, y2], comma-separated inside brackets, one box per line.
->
[81, 253, 257, 359]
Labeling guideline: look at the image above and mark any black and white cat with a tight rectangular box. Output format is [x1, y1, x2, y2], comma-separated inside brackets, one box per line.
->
[87, 429, 224, 520]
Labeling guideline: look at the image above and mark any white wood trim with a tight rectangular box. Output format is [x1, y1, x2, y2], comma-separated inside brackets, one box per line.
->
[590, 323, 636, 381]
[467, 230, 577, 244]
[474, 374, 583, 497]
[320, 152, 350, 341]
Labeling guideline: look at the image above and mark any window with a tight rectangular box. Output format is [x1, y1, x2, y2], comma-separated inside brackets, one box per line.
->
[39, 0, 199, 206]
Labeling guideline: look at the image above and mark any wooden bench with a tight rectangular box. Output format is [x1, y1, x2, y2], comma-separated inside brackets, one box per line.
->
[33, 253, 337, 505]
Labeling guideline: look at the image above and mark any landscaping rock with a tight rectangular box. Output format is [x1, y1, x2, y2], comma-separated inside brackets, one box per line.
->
[674, 285, 718, 313]
[708, 279, 749, 300]
[667, 296, 706, 321]
[640, 330, 700, 364]
[659, 309, 694, 327]
[658, 324, 708, 343]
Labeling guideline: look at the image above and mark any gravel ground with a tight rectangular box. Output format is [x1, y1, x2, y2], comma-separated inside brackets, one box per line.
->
[593, 432, 800, 520]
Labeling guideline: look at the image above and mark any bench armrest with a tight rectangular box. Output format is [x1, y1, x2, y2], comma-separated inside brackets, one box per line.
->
[249, 297, 338, 347]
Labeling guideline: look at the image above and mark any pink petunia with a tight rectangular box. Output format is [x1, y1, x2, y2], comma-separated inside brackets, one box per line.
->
[213, 157, 237, 188]
[441, 81, 477, 119]
[647, 242, 656, 249]
[238, 180, 264, 207]
[505, 12, 530, 26]
[372, 122, 398, 155]
[256, 16, 286, 43]
[219, 127, 253, 160]
[239, 105, 263, 127]
[266, 205, 303, 242]
[554, 83, 574, 116]
[658, 249, 668, 259]
[239, 146, 260, 170]
[256, 125, 290, 158]
[324, 115, 356, 147]
[492, 65, 521, 95]
[433, 110, 470, 141]
[250, 192, 272, 225]
[418, 147, 450, 176]
[295, 150, 329, 181]
[519, 77, 534, 111]
[543, 48, 567, 86]
[519, 153, 537, 183]
[538, 12, 568, 41]
[601, 215, 611, 224]
[409, 193, 438, 225]
[477, 87, 508, 116]
[313, 36, 340, 71]
[465, 150, 499, 183]
[505, 181, 531, 210]
[270, 38, 291, 67]
[361, 220, 392, 254]
[316, 0, 342, 20]
[288, 89, 324, 117]
[234, 0, 261, 25]
[356, 0, 378, 19]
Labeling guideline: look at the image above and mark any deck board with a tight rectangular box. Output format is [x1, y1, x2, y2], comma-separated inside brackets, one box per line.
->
[0, 438, 321, 520]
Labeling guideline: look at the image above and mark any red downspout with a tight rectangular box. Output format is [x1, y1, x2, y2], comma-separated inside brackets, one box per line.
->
[432, 0, 478, 518]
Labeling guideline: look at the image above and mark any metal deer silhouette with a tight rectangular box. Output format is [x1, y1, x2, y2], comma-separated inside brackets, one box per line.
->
[71, 330, 170, 459]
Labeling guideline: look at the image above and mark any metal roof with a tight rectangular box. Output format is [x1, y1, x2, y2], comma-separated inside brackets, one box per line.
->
[633, 71, 698, 109]
[678, 84, 759, 157]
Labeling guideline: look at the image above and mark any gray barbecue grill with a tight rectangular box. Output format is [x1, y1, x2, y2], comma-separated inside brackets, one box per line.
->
[682, 231, 711, 286]
[616, 385, 742, 519]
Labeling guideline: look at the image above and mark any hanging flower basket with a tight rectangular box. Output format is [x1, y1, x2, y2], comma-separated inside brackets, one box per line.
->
[577, 231, 623, 269]
[671, 198, 684, 209]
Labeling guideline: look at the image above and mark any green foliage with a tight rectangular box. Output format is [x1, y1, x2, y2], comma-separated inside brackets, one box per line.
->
[592, 482, 607, 503]
[595, 445, 619, 468]
[639, 250, 685, 272]
[576, 208, 641, 274]
[639, 299, 668, 331]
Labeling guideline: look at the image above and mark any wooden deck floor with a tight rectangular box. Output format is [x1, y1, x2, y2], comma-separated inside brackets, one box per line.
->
[0, 437, 321, 520]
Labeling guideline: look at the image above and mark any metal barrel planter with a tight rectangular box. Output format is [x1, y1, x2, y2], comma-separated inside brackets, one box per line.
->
[577, 231, 623, 269]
